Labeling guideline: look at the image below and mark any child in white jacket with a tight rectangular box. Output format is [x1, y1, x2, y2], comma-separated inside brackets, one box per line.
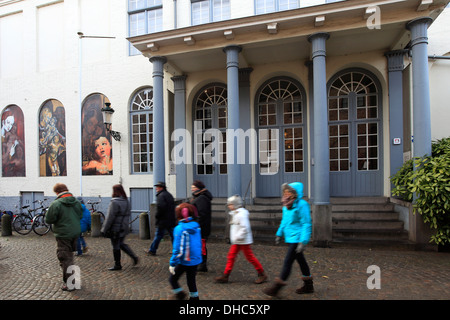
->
[215, 195, 267, 284]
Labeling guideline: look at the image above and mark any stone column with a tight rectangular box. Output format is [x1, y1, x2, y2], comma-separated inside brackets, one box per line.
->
[150, 56, 167, 201]
[171, 75, 188, 200]
[308, 33, 332, 247]
[406, 17, 433, 158]
[223, 45, 242, 197]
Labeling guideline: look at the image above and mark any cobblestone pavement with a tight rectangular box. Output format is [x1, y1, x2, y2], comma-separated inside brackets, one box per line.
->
[1, 232, 449, 302]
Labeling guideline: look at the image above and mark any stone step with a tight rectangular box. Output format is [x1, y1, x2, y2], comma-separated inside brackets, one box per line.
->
[333, 219, 404, 230]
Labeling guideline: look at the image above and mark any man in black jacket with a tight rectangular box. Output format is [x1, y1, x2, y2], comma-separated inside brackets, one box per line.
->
[146, 182, 176, 255]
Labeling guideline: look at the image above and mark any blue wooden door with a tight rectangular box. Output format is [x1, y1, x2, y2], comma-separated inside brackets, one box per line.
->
[328, 70, 383, 197]
[192, 84, 228, 197]
[255, 77, 308, 198]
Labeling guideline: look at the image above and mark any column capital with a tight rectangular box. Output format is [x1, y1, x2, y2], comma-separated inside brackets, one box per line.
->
[149, 56, 167, 64]
[239, 67, 253, 86]
[385, 50, 408, 72]
[406, 17, 433, 47]
[171, 75, 187, 91]
[308, 32, 330, 59]
[222, 45, 242, 54]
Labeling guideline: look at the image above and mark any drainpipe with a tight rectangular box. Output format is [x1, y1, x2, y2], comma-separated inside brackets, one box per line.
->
[428, 55, 450, 60]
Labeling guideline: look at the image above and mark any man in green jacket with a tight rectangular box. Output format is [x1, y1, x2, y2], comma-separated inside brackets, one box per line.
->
[45, 183, 82, 291]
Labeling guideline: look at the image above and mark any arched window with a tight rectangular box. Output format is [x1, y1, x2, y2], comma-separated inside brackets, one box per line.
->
[39, 99, 66, 176]
[1, 105, 26, 177]
[130, 88, 154, 174]
[81, 93, 112, 176]
[193, 83, 228, 175]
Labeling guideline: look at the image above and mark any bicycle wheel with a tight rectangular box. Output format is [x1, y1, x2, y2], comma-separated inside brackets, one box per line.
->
[32, 214, 51, 236]
[13, 215, 33, 235]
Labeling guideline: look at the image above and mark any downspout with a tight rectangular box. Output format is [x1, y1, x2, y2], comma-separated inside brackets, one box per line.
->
[428, 55, 450, 60]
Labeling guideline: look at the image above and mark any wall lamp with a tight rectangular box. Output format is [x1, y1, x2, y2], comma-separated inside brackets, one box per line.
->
[101, 102, 121, 141]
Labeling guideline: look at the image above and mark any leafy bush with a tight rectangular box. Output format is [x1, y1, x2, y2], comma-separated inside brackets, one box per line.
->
[391, 137, 450, 245]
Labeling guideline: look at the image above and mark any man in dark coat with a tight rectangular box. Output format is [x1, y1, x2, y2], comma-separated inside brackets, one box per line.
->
[146, 182, 176, 255]
[190, 180, 213, 272]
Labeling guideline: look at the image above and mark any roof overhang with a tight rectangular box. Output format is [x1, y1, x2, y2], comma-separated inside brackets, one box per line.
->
[128, 0, 449, 74]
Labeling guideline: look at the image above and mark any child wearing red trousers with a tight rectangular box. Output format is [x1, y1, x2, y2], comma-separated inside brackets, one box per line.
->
[215, 195, 267, 284]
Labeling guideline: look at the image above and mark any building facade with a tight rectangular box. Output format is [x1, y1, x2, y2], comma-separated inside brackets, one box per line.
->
[1, 0, 449, 240]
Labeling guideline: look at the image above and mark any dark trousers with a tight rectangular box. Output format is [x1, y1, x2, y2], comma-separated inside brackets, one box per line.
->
[169, 264, 198, 293]
[110, 236, 137, 263]
[279, 243, 311, 281]
[56, 237, 77, 283]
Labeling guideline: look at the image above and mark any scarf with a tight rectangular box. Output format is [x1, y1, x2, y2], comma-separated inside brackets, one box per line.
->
[282, 194, 296, 209]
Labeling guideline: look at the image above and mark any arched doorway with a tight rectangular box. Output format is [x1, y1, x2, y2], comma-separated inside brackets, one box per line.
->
[328, 69, 383, 197]
[192, 83, 228, 197]
[255, 77, 308, 197]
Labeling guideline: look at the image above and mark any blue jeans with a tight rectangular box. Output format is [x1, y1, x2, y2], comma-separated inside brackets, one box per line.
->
[149, 227, 174, 253]
[76, 235, 87, 255]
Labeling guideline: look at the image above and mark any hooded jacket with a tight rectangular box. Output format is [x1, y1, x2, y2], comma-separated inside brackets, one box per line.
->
[45, 192, 82, 239]
[276, 182, 312, 244]
[229, 207, 253, 245]
[101, 197, 131, 238]
[170, 217, 202, 267]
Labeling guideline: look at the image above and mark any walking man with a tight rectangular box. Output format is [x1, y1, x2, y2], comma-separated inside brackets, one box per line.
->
[45, 183, 83, 291]
[146, 182, 176, 255]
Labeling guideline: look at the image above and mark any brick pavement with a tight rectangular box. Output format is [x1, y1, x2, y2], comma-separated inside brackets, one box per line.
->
[0, 232, 449, 302]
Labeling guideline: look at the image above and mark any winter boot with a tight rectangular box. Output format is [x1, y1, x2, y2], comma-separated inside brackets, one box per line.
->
[109, 249, 122, 271]
[262, 277, 287, 297]
[170, 290, 187, 300]
[295, 276, 314, 294]
[254, 272, 268, 284]
[198, 254, 208, 272]
[215, 273, 230, 283]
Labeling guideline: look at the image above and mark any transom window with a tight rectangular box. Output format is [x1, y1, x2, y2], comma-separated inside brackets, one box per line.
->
[191, 0, 230, 25]
[128, 0, 163, 55]
[130, 88, 154, 173]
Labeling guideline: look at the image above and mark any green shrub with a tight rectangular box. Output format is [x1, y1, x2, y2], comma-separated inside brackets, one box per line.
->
[391, 137, 450, 245]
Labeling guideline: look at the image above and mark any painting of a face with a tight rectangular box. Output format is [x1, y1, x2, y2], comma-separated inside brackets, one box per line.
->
[81, 94, 113, 175]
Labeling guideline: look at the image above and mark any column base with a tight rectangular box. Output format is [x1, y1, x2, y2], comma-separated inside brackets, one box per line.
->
[311, 204, 332, 248]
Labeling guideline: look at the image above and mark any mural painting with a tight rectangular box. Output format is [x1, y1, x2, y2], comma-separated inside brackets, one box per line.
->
[82, 93, 113, 175]
[39, 100, 67, 176]
[1, 105, 26, 177]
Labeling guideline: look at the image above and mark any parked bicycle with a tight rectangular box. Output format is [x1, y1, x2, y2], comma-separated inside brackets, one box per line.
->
[12, 199, 49, 235]
[87, 196, 105, 225]
[31, 200, 52, 236]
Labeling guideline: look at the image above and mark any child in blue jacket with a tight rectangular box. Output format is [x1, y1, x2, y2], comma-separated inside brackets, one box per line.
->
[263, 182, 313, 297]
[169, 203, 202, 300]
[76, 197, 91, 256]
